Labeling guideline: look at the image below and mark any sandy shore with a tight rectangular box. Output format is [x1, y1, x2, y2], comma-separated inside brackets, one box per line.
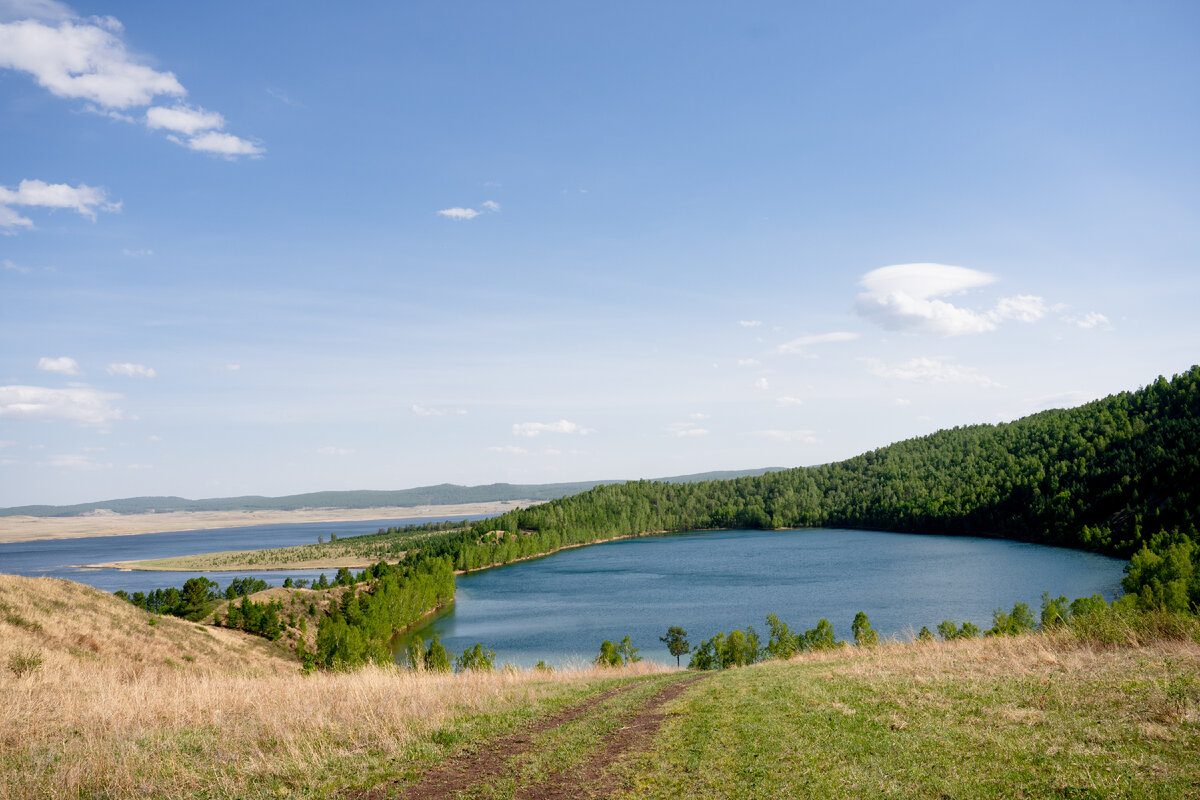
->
[0, 501, 530, 544]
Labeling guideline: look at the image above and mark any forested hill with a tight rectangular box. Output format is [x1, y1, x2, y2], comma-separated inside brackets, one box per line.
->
[417, 367, 1199, 567]
[0, 468, 784, 518]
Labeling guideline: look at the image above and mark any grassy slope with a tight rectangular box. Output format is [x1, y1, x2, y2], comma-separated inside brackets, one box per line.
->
[0, 575, 667, 800]
[620, 636, 1200, 799]
[4, 574, 1198, 799]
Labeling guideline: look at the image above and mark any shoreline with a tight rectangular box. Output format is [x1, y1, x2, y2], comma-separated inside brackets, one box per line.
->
[0, 500, 533, 544]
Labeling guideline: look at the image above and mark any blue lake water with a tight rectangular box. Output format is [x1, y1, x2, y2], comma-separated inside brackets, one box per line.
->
[398, 528, 1128, 668]
[0, 521, 1130, 669]
[0, 515, 481, 593]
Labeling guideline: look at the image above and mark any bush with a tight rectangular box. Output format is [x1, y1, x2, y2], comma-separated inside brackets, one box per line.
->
[7, 650, 43, 678]
[852, 612, 879, 647]
[455, 643, 495, 672]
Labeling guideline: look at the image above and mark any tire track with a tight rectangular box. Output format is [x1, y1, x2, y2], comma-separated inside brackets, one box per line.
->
[349, 680, 649, 800]
[348, 674, 708, 800]
[516, 674, 709, 800]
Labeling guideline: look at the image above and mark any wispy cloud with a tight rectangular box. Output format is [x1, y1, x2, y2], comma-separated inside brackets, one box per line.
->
[0, 179, 118, 230]
[1066, 311, 1112, 330]
[738, 320, 762, 328]
[37, 355, 81, 376]
[750, 429, 817, 443]
[754, 377, 769, 390]
[775, 331, 858, 356]
[0, 385, 122, 425]
[865, 356, 1003, 388]
[737, 358, 760, 367]
[512, 419, 594, 437]
[42, 453, 111, 470]
[3, 258, 31, 273]
[667, 421, 709, 438]
[856, 263, 1046, 336]
[412, 404, 467, 417]
[438, 200, 500, 221]
[106, 362, 155, 378]
[316, 446, 353, 456]
[0, 5, 262, 157]
[775, 396, 803, 407]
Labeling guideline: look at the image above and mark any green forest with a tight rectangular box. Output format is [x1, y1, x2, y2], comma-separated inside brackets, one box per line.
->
[120, 368, 1200, 667]
[410, 368, 1197, 570]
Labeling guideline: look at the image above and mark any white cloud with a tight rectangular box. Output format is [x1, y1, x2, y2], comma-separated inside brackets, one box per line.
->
[3, 258, 31, 273]
[221, 363, 241, 371]
[0, 11, 261, 157]
[0, 16, 184, 108]
[1067, 311, 1111, 330]
[437, 200, 500, 221]
[750, 429, 817, 444]
[667, 422, 709, 438]
[738, 320, 762, 328]
[0, 385, 122, 425]
[689, 412, 710, 420]
[43, 453, 110, 470]
[856, 263, 1048, 336]
[106, 362, 155, 378]
[865, 357, 1003, 388]
[775, 331, 858, 355]
[145, 103, 224, 135]
[412, 404, 467, 417]
[512, 420, 594, 437]
[37, 355, 81, 375]
[991, 294, 1047, 323]
[437, 207, 480, 221]
[316, 446, 353, 456]
[754, 377, 770, 390]
[0, 179, 118, 229]
[775, 396, 804, 407]
[488, 445, 527, 455]
[180, 130, 263, 158]
[737, 358, 760, 367]
[894, 397, 912, 406]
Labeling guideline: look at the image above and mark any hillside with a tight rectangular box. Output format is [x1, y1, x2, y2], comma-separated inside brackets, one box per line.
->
[3, 570, 1197, 799]
[406, 367, 1200, 573]
[0, 468, 784, 518]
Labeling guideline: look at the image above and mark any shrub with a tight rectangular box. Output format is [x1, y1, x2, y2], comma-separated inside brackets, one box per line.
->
[7, 650, 43, 678]
[455, 643, 495, 672]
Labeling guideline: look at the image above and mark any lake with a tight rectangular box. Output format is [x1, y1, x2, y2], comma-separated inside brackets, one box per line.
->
[0, 514, 482, 594]
[397, 528, 1128, 668]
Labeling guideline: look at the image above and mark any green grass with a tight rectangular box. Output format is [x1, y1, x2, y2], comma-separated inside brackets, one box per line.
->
[615, 640, 1200, 799]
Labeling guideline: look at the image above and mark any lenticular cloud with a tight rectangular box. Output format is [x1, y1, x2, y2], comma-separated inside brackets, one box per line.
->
[855, 263, 1045, 336]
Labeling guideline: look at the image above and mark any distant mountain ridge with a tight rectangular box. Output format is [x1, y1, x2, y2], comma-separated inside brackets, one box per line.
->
[0, 469, 786, 518]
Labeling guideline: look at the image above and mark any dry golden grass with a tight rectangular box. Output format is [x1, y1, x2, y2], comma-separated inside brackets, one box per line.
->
[0, 575, 666, 800]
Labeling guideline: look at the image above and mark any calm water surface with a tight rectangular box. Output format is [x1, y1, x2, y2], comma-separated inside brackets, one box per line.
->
[399, 528, 1127, 668]
[0, 515, 480, 593]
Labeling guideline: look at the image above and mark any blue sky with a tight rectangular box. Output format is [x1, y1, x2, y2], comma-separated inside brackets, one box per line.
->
[2, 1, 1198, 506]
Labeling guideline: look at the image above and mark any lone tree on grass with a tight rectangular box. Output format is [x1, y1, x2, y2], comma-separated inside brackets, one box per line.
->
[660, 626, 691, 667]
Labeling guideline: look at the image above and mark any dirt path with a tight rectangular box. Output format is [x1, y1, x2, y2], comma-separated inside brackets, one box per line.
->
[351, 674, 707, 800]
[518, 674, 708, 800]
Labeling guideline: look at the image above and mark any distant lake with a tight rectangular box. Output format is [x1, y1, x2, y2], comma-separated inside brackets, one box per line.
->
[397, 528, 1127, 668]
[0, 515, 482, 594]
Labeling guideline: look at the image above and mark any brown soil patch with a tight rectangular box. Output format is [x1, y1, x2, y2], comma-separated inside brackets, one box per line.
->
[350, 674, 707, 800]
